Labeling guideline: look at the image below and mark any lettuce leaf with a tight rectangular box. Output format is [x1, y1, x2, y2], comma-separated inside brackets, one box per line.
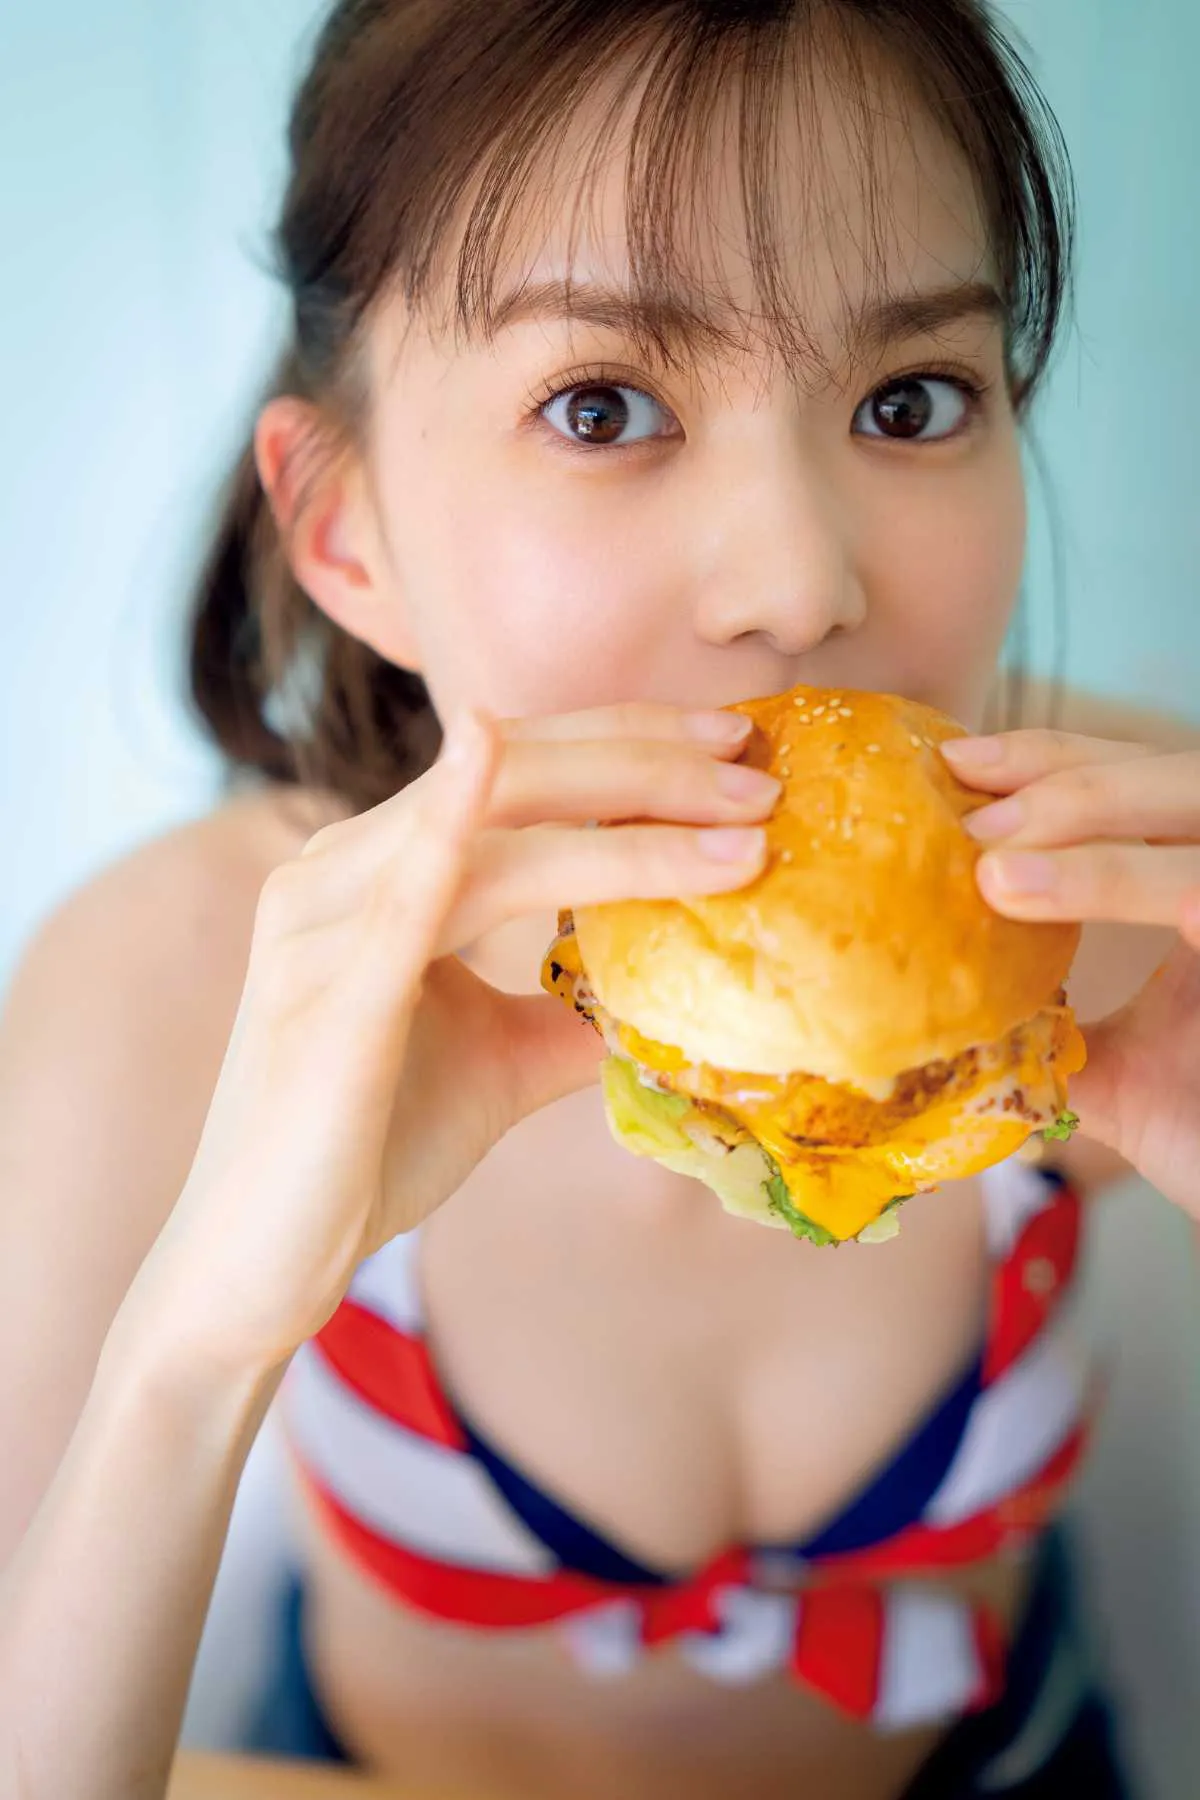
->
[602, 1056, 785, 1228]
[855, 1192, 913, 1245]
[764, 1173, 837, 1247]
[1041, 1108, 1080, 1143]
[602, 1053, 899, 1249]
[600, 1054, 692, 1159]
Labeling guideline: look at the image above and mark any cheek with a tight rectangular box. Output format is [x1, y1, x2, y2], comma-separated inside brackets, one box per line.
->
[870, 436, 1026, 700]
[397, 459, 680, 718]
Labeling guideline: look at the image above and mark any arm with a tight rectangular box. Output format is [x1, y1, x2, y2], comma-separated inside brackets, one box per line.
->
[0, 1308, 285, 1800]
[0, 815, 284, 1800]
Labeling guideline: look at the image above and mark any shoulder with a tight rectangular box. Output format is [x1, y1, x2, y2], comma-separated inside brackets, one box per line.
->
[0, 779, 356, 1338]
[39, 780, 353, 947]
[1015, 676, 1200, 750]
[5, 780, 356, 1092]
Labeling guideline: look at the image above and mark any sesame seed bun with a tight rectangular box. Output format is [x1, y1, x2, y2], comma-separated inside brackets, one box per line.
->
[571, 686, 1082, 1096]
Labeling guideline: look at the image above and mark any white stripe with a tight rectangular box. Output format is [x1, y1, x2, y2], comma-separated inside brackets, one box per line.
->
[346, 1228, 426, 1334]
[560, 1601, 643, 1677]
[681, 1587, 797, 1686]
[873, 1586, 982, 1730]
[980, 1155, 1055, 1261]
[281, 1341, 554, 1576]
[924, 1310, 1088, 1528]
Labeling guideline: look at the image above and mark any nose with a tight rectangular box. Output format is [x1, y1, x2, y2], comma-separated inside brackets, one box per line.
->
[690, 429, 867, 656]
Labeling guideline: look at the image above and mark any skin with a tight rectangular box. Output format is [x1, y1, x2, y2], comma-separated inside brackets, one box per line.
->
[956, 732, 1200, 1210]
[0, 36, 1195, 1800]
[263, 45, 1026, 991]
[218, 31, 1198, 1800]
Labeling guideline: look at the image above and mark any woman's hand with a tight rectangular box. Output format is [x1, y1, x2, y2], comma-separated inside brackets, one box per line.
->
[125, 704, 777, 1373]
[942, 729, 1200, 1215]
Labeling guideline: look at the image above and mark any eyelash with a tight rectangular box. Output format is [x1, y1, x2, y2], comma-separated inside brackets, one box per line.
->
[524, 360, 994, 452]
[522, 362, 671, 440]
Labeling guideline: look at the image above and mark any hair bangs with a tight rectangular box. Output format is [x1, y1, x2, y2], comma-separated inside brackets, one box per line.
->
[418, 7, 974, 395]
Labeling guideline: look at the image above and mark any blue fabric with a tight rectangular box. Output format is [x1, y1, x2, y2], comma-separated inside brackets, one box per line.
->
[453, 1344, 984, 1584]
[240, 1571, 353, 1764]
[783, 1350, 985, 1562]
[242, 1525, 1131, 1796]
[460, 1412, 670, 1586]
[898, 1524, 1132, 1797]
[431, 1162, 1056, 1580]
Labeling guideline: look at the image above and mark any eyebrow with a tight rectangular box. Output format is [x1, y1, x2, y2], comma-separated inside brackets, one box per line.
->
[483, 276, 1006, 365]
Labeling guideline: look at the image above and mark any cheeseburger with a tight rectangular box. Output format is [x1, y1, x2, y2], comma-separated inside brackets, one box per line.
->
[542, 685, 1086, 1246]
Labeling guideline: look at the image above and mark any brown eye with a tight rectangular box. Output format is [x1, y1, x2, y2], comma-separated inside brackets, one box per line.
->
[542, 383, 675, 448]
[854, 377, 972, 443]
[566, 386, 629, 444]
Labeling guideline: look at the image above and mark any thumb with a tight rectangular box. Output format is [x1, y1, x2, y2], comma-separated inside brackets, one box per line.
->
[1067, 937, 1200, 1152]
[499, 991, 607, 1119]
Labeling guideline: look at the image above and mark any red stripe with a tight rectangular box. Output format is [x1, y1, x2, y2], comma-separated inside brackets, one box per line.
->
[814, 1513, 1010, 1581]
[313, 1299, 466, 1450]
[807, 1419, 1091, 1582]
[291, 1454, 619, 1625]
[290, 1452, 757, 1646]
[984, 1185, 1082, 1385]
[639, 1549, 751, 1645]
[792, 1584, 884, 1719]
[967, 1604, 1007, 1714]
[993, 1418, 1090, 1531]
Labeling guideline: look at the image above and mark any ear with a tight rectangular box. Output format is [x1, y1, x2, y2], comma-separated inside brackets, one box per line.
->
[253, 396, 422, 671]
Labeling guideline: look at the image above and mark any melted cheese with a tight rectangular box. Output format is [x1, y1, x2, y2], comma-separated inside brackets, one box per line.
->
[541, 924, 1087, 1243]
[541, 923, 583, 1003]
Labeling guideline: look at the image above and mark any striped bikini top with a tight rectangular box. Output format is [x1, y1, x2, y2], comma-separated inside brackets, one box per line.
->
[279, 1153, 1095, 1734]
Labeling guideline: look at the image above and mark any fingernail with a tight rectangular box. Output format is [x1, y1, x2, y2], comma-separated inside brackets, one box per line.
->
[982, 851, 1057, 896]
[687, 710, 753, 746]
[964, 797, 1023, 841]
[942, 735, 1004, 767]
[716, 763, 783, 806]
[697, 826, 768, 863]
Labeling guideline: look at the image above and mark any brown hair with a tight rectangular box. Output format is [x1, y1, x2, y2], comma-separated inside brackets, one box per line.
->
[184, 0, 1075, 822]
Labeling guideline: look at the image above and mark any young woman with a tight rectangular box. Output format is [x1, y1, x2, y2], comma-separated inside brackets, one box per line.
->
[1, 3, 1197, 1797]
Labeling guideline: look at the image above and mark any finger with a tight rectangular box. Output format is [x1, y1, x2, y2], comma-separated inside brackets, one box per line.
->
[298, 736, 776, 919]
[487, 737, 781, 829]
[295, 723, 499, 882]
[963, 750, 1200, 850]
[502, 702, 753, 756]
[440, 822, 769, 954]
[299, 706, 756, 875]
[348, 711, 500, 1026]
[941, 728, 1153, 795]
[497, 991, 608, 1117]
[268, 711, 497, 921]
[976, 841, 1200, 930]
[243, 712, 498, 1038]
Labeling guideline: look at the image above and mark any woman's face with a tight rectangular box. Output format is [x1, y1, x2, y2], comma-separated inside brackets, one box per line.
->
[347, 51, 1026, 737]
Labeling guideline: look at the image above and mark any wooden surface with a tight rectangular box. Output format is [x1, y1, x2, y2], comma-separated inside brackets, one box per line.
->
[168, 1750, 475, 1799]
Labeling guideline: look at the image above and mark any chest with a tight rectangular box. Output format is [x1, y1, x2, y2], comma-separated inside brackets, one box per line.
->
[416, 1089, 993, 1571]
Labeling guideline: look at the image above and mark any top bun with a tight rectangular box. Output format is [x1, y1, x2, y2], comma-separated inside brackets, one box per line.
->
[572, 687, 1082, 1094]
